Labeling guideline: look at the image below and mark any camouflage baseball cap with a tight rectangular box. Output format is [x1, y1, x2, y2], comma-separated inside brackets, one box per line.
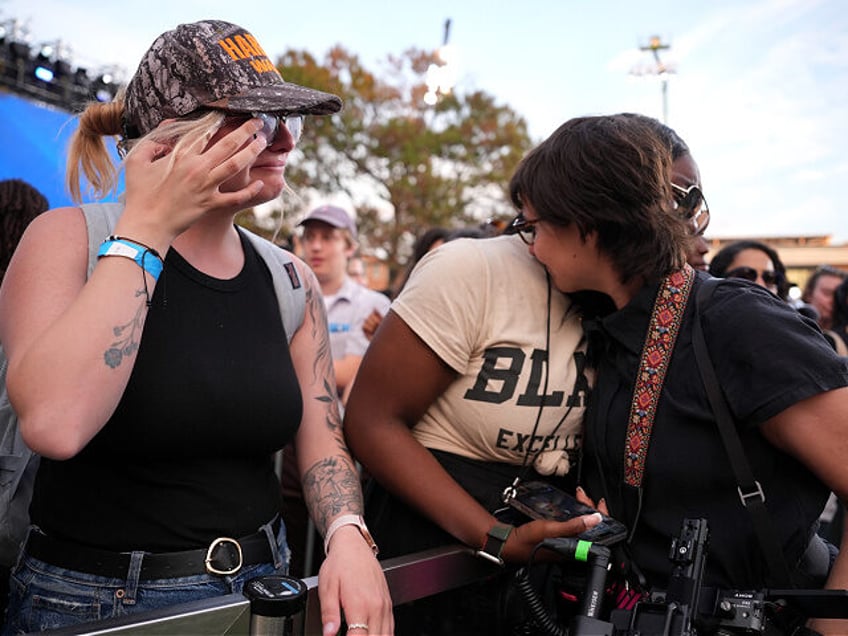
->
[123, 20, 342, 138]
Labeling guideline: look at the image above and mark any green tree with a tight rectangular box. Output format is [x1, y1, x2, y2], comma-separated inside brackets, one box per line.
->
[273, 45, 532, 274]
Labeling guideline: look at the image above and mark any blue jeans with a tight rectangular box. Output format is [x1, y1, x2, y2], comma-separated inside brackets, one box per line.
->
[2, 518, 289, 635]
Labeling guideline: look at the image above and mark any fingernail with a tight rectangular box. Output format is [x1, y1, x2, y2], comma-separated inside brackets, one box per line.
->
[576, 486, 585, 494]
[599, 498, 606, 508]
[323, 622, 337, 636]
[584, 512, 602, 528]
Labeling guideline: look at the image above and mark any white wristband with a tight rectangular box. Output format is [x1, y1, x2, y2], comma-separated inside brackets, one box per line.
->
[323, 514, 378, 557]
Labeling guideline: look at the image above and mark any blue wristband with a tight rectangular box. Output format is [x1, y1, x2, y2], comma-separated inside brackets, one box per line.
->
[97, 238, 163, 281]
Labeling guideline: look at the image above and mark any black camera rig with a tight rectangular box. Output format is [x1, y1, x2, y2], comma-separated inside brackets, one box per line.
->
[515, 518, 848, 636]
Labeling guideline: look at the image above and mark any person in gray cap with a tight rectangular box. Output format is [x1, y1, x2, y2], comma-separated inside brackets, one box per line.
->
[0, 20, 391, 635]
[299, 205, 390, 404]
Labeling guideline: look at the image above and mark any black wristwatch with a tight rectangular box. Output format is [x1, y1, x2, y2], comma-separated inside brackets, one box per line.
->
[475, 523, 514, 566]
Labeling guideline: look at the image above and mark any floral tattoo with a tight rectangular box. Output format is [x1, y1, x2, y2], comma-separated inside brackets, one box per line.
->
[103, 290, 148, 369]
[302, 455, 363, 535]
[303, 270, 343, 437]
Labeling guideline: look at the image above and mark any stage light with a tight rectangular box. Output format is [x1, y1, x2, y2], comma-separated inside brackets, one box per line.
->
[32, 44, 57, 83]
[31, 41, 74, 87]
[92, 74, 116, 102]
[33, 52, 53, 82]
[90, 65, 123, 102]
[34, 64, 54, 82]
[1, 16, 127, 111]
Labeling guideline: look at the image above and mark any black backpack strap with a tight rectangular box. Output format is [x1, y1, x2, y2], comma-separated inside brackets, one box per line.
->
[692, 277, 794, 587]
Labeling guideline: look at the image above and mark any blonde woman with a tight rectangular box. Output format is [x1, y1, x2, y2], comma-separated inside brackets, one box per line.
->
[0, 20, 390, 635]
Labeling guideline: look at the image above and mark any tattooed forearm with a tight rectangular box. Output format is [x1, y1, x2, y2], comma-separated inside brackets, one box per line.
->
[317, 376, 342, 434]
[301, 267, 343, 434]
[303, 279, 321, 343]
[303, 271, 335, 384]
[103, 291, 148, 369]
[302, 455, 363, 535]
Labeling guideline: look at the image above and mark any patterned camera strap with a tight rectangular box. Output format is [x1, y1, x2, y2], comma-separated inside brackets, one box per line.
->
[624, 265, 695, 487]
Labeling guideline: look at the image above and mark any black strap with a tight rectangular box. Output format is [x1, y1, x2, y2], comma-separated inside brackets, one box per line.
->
[692, 278, 794, 587]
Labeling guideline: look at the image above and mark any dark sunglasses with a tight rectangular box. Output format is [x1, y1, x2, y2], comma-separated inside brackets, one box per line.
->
[509, 214, 540, 245]
[119, 110, 305, 158]
[671, 183, 710, 236]
[725, 266, 779, 288]
[223, 111, 304, 143]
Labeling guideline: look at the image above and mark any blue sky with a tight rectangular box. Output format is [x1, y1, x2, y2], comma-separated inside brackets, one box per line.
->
[2, 0, 846, 241]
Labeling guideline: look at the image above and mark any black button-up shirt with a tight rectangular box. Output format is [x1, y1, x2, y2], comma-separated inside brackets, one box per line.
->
[581, 271, 848, 590]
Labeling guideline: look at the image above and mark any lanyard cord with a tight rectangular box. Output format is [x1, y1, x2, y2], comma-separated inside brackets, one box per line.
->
[502, 274, 585, 503]
[503, 273, 552, 503]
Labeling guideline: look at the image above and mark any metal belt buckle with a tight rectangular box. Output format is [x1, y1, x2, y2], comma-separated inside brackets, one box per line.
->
[205, 537, 243, 575]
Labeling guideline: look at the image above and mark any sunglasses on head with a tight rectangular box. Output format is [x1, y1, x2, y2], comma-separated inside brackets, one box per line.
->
[725, 266, 779, 287]
[223, 111, 304, 144]
[671, 183, 710, 236]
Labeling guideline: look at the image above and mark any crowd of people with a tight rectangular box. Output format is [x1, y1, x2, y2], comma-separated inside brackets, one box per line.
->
[0, 16, 846, 636]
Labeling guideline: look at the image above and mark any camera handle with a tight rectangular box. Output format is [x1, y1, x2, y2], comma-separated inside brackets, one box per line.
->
[512, 537, 617, 636]
[540, 538, 611, 619]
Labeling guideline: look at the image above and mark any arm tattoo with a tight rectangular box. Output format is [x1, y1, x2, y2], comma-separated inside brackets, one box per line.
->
[299, 264, 359, 522]
[303, 269, 342, 436]
[304, 274, 334, 381]
[103, 290, 148, 369]
[302, 455, 364, 535]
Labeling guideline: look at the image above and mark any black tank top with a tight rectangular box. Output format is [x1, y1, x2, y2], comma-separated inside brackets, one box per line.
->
[31, 230, 303, 551]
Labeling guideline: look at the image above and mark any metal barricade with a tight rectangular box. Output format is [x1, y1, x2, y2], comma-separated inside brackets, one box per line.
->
[42, 544, 500, 635]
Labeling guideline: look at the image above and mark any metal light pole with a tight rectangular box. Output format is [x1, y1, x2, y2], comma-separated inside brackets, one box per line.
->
[424, 18, 456, 106]
[631, 35, 674, 124]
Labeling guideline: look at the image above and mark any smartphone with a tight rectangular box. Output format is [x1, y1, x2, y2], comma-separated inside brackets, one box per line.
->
[508, 480, 627, 546]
